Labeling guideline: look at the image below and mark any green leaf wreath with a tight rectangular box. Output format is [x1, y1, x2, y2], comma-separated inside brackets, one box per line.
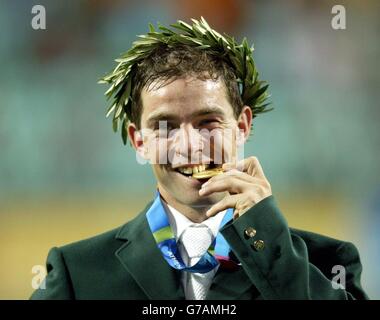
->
[99, 17, 272, 145]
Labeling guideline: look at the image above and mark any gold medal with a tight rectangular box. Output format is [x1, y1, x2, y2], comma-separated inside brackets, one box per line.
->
[192, 167, 224, 179]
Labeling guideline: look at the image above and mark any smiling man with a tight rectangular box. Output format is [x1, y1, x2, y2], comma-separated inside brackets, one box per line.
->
[31, 19, 368, 300]
[132, 74, 257, 223]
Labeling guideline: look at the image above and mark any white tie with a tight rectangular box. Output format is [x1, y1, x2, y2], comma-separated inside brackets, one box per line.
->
[180, 224, 216, 300]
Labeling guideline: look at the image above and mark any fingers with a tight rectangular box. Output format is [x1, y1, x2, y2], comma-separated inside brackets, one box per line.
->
[199, 176, 252, 196]
[206, 194, 240, 218]
[201, 156, 272, 218]
[223, 156, 266, 179]
[206, 168, 259, 185]
[206, 193, 255, 219]
[211, 168, 257, 184]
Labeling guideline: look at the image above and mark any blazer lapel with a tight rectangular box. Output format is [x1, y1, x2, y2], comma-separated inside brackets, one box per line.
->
[114, 201, 258, 300]
[206, 265, 258, 300]
[115, 204, 185, 300]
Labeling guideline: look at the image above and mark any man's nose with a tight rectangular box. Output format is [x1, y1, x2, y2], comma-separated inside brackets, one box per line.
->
[173, 124, 203, 159]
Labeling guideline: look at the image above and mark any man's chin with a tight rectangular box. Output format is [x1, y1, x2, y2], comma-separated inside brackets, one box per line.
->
[177, 192, 225, 210]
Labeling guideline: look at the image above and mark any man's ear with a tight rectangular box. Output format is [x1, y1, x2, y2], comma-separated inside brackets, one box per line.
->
[236, 106, 252, 145]
[128, 122, 149, 160]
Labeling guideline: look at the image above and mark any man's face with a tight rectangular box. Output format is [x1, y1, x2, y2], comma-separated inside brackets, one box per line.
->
[129, 77, 251, 210]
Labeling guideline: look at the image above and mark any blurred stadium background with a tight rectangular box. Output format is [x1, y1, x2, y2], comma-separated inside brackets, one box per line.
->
[0, 0, 379, 299]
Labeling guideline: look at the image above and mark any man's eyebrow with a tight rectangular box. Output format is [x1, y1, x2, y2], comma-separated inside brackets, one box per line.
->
[146, 111, 179, 126]
[190, 106, 226, 118]
[146, 106, 226, 126]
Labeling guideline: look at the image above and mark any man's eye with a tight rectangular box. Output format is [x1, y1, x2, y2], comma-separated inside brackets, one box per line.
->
[153, 123, 176, 138]
[154, 123, 175, 130]
[199, 119, 220, 126]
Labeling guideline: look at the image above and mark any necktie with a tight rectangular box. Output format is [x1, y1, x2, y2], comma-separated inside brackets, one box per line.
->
[180, 224, 217, 300]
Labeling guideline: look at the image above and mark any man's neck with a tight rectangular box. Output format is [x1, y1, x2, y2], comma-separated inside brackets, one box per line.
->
[158, 186, 209, 223]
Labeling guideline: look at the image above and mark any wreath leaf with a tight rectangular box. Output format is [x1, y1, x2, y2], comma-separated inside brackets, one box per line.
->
[99, 17, 272, 145]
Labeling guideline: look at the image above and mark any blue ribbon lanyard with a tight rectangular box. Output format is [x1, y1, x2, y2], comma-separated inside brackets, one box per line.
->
[146, 192, 233, 273]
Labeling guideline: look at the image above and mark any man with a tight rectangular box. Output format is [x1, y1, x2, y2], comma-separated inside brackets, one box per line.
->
[31, 18, 368, 300]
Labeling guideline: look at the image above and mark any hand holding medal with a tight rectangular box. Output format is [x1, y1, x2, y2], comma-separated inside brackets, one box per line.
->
[198, 157, 272, 220]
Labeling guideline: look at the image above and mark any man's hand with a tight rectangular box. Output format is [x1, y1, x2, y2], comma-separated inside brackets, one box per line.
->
[199, 156, 272, 219]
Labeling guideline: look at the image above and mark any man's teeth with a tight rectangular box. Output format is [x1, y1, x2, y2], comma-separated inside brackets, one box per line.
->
[177, 164, 209, 175]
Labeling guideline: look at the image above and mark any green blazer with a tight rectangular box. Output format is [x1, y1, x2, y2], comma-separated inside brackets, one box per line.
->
[30, 196, 368, 300]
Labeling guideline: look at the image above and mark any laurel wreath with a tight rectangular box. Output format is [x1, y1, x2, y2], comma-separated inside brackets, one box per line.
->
[99, 17, 272, 145]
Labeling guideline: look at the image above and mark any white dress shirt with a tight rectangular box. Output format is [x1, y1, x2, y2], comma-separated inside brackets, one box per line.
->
[162, 200, 227, 300]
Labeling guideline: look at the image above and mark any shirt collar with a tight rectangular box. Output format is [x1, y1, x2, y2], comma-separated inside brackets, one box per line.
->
[161, 199, 227, 241]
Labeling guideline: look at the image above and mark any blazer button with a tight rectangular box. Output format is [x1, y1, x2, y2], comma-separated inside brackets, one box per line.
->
[252, 240, 265, 251]
[244, 227, 257, 238]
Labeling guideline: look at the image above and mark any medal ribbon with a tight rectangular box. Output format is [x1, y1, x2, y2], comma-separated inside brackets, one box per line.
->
[146, 192, 234, 273]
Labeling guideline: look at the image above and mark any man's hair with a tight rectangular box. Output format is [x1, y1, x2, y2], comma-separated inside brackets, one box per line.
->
[131, 44, 243, 129]
[99, 18, 271, 144]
